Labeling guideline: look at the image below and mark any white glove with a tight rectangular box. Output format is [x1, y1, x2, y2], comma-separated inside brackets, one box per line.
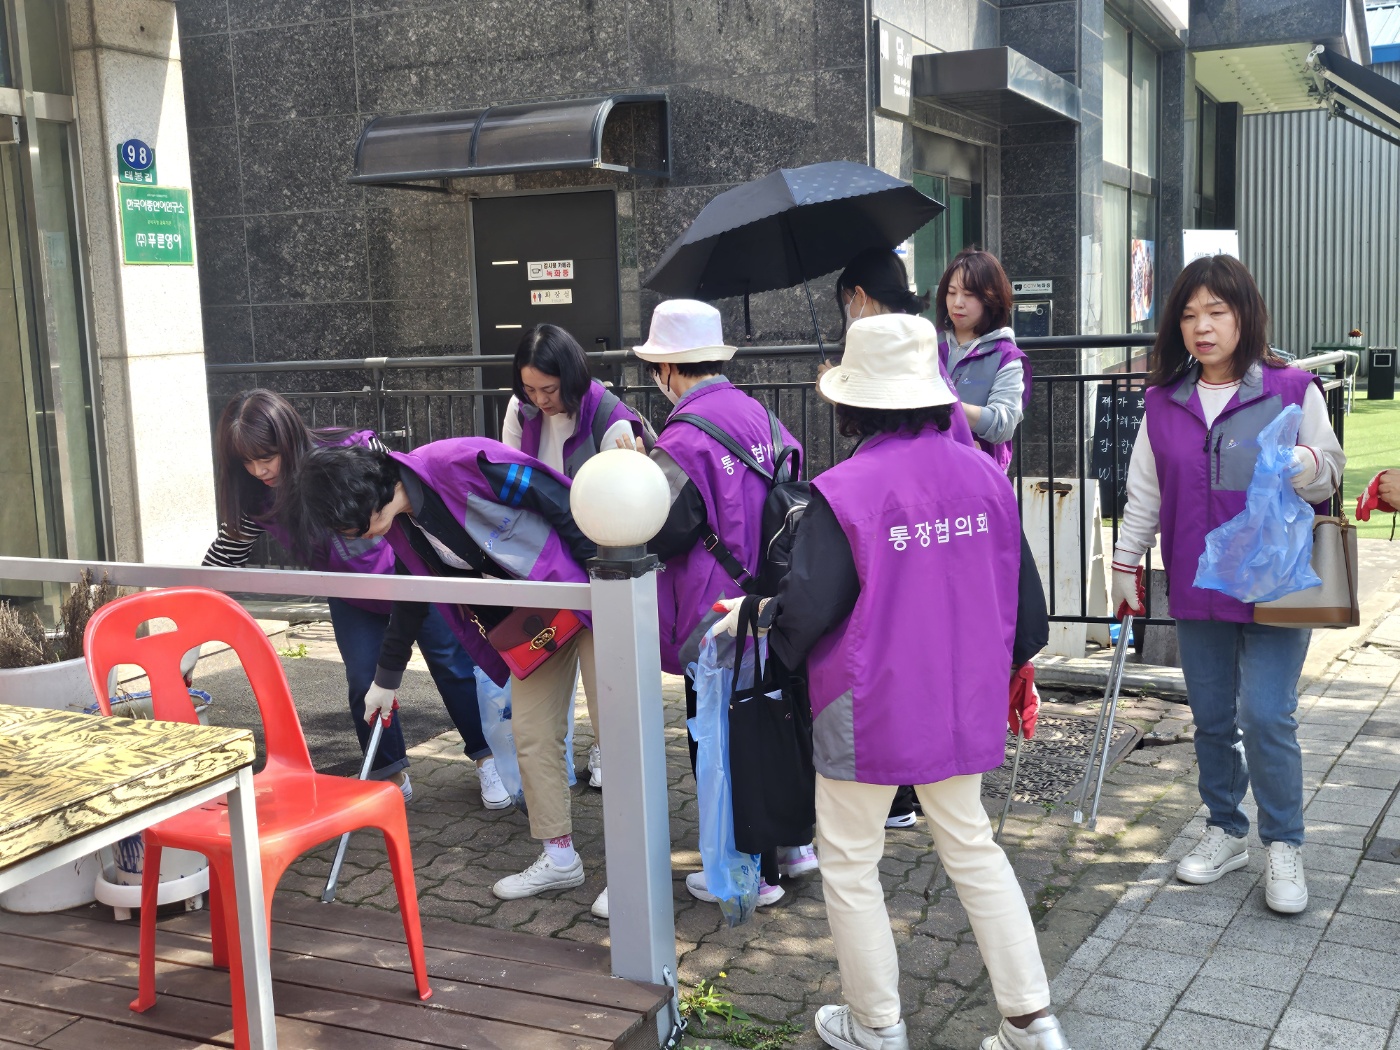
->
[1289, 446, 1319, 488]
[364, 682, 398, 725]
[179, 645, 200, 685]
[1110, 561, 1146, 618]
[710, 597, 768, 638]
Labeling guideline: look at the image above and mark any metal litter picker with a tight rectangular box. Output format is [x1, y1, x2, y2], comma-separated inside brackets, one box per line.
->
[1073, 614, 1134, 830]
[322, 704, 392, 903]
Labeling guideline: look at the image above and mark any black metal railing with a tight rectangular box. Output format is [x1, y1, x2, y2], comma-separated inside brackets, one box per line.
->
[207, 337, 1351, 630]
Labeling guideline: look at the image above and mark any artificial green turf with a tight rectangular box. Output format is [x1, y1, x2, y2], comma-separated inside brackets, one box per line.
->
[1341, 397, 1400, 537]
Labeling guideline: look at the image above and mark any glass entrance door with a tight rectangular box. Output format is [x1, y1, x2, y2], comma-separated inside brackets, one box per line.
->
[911, 172, 981, 322]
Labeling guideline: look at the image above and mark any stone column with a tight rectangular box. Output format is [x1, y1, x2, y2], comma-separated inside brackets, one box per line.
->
[69, 0, 217, 565]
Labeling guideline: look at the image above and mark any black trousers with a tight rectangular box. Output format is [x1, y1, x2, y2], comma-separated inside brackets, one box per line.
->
[685, 674, 780, 886]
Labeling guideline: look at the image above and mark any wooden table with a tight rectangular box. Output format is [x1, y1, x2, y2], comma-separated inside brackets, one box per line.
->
[0, 704, 277, 1048]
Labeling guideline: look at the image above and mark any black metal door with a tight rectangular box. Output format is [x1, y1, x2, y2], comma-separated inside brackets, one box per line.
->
[471, 191, 621, 364]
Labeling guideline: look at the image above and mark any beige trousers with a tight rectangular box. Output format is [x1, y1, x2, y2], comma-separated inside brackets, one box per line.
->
[814, 772, 1050, 1028]
[509, 630, 598, 840]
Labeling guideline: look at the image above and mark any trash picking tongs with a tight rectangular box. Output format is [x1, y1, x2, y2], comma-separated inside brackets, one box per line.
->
[1072, 614, 1134, 831]
[322, 701, 395, 903]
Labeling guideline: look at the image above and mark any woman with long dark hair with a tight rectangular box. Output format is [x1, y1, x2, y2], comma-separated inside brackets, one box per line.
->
[205, 389, 507, 810]
[1112, 255, 1344, 913]
[934, 249, 1031, 471]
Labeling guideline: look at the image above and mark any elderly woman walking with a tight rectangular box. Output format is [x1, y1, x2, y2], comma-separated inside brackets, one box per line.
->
[716, 313, 1068, 1050]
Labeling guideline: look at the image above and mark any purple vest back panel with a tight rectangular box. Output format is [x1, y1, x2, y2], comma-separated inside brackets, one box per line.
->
[517, 379, 645, 477]
[1147, 364, 1322, 623]
[807, 427, 1021, 785]
[656, 380, 800, 675]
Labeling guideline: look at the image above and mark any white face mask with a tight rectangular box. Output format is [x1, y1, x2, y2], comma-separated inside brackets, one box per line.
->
[843, 293, 867, 327]
[654, 366, 680, 405]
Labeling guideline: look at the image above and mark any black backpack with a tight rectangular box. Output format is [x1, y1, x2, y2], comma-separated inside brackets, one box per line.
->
[671, 408, 810, 596]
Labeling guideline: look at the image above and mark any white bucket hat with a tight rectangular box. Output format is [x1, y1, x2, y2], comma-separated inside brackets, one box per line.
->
[633, 300, 737, 363]
[817, 313, 958, 409]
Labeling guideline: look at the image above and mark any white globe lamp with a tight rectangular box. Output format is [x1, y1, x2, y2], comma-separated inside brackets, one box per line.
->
[570, 448, 671, 553]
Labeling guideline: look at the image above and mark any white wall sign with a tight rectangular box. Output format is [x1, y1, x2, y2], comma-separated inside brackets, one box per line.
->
[1013, 279, 1054, 295]
[1182, 229, 1239, 264]
[527, 260, 573, 281]
[531, 288, 573, 305]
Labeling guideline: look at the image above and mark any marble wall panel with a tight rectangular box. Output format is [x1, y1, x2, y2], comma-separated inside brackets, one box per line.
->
[194, 216, 249, 306]
[231, 20, 358, 123]
[1000, 0, 1079, 76]
[366, 198, 472, 302]
[251, 303, 375, 361]
[202, 306, 256, 367]
[245, 211, 368, 303]
[238, 114, 364, 214]
[180, 32, 235, 129]
[187, 124, 242, 219]
[371, 300, 474, 357]
[229, 0, 351, 30]
[176, 0, 228, 36]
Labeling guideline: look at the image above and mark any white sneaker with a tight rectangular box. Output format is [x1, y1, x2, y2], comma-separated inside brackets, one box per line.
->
[492, 851, 585, 900]
[1175, 826, 1248, 884]
[815, 1004, 909, 1050]
[1264, 842, 1308, 914]
[392, 771, 413, 803]
[884, 811, 917, 829]
[477, 757, 512, 810]
[778, 844, 819, 878]
[685, 872, 784, 906]
[587, 744, 602, 789]
[980, 1016, 1072, 1050]
[591, 886, 609, 919]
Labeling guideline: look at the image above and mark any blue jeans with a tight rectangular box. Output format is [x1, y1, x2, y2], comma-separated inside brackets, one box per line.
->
[329, 597, 490, 779]
[1175, 619, 1310, 847]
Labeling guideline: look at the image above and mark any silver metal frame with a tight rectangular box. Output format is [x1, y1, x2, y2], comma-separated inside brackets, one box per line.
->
[0, 764, 276, 1049]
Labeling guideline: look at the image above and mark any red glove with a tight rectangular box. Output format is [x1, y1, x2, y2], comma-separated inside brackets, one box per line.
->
[1356, 471, 1397, 522]
[1008, 663, 1039, 739]
[1111, 560, 1146, 619]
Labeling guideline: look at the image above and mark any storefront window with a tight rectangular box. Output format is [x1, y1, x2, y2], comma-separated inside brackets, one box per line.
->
[1131, 36, 1158, 178]
[1104, 18, 1129, 169]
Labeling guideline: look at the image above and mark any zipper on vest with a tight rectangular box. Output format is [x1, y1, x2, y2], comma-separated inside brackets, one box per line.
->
[1212, 433, 1224, 485]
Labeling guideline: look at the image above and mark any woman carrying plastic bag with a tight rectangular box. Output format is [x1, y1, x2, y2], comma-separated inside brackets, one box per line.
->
[1111, 255, 1344, 916]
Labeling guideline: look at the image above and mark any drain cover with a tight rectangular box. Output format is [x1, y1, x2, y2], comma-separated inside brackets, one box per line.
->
[982, 714, 1143, 804]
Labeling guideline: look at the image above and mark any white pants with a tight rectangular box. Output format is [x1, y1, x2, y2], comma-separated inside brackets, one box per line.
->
[814, 772, 1050, 1028]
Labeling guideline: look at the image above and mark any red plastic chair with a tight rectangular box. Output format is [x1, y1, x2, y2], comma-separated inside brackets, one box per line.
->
[84, 587, 431, 1047]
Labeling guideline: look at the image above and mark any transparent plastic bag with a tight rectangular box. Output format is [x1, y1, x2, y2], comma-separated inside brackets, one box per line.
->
[475, 665, 577, 815]
[1194, 404, 1322, 604]
[687, 631, 761, 927]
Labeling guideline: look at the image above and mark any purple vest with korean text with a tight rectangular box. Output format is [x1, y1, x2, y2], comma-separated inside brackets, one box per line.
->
[807, 427, 1021, 785]
[383, 438, 590, 685]
[260, 429, 397, 615]
[656, 379, 800, 676]
[1146, 363, 1324, 623]
[516, 379, 646, 477]
[941, 335, 1032, 471]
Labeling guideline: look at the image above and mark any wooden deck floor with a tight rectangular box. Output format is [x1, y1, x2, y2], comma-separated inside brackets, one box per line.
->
[0, 897, 670, 1050]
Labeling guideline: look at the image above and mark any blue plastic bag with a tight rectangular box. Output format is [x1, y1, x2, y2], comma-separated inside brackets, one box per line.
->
[475, 665, 577, 815]
[1194, 404, 1322, 603]
[687, 631, 761, 927]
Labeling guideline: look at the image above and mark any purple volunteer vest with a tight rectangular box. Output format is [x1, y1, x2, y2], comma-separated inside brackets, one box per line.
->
[1147, 363, 1325, 623]
[382, 438, 590, 685]
[516, 379, 647, 477]
[807, 427, 1021, 785]
[655, 379, 800, 676]
[260, 429, 397, 615]
[942, 336, 1033, 471]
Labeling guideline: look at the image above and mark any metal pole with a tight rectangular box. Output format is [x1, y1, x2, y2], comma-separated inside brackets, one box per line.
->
[996, 726, 1025, 843]
[322, 715, 387, 903]
[587, 545, 677, 1048]
[1073, 614, 1133, 826]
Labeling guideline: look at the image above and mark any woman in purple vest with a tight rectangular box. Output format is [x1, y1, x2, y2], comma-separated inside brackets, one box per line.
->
[934, 249, 1032, 471]
[714, 313, 1065, 1050]
[1111, 256, 1344, 915]
[287, 437, 611, 919]
[502, 323, 650, 790]
[203, 390, 507, 810]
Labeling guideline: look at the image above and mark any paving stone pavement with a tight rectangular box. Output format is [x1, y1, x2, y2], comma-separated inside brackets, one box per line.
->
[259, 564, 1400, 1050]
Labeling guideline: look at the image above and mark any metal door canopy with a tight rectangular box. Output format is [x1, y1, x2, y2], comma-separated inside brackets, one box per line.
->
[350, 94, 670, 187]
[1308, 46, 1400, 146]
[911, 47, 1080, 126]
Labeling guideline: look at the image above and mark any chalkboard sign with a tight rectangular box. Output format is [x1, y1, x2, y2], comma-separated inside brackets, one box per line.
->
[1092, 385, 1145, 516]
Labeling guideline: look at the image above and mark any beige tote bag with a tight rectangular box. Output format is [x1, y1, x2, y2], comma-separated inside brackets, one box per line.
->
[1254, 512, 1360, 629]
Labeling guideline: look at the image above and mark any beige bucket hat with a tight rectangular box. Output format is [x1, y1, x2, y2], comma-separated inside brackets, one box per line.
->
[633, 300, 737, 363]
[817, 313, 958, 409]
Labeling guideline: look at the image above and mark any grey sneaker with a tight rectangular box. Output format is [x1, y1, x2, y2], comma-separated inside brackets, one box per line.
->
[491, 851, 585, 900]
[1264, 842, 1308, 914]
[587, 744, 602, 789]
[815, 1004, 908, 1050]
[980, 1016, 1072, 1050]
[1175, 826, 1248, 884]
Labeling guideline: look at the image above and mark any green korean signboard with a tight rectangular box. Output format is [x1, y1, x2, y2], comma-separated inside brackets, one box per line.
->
[119, 185, 193, 265]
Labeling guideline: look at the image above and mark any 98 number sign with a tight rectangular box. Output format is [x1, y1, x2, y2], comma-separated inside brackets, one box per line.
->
[117, 138, 157, 185]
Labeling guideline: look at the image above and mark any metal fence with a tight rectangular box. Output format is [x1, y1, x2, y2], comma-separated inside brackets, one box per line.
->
[206, 338, 1352, 631]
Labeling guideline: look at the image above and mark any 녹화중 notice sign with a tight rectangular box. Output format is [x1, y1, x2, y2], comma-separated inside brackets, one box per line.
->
[119, 185, 194, 265]
[527, 259, 573, 281]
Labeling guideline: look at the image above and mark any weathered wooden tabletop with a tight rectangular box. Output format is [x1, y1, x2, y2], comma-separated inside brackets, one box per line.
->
[0, 704, 254, 870]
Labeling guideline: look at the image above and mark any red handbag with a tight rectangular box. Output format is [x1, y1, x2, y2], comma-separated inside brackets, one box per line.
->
[481, 607, 583, 680]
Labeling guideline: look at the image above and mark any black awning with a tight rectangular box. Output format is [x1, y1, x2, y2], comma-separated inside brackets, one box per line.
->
[1308, 46, 1400, 147]
[351, 94, 670, 186]
[911, 47, 1079, 126]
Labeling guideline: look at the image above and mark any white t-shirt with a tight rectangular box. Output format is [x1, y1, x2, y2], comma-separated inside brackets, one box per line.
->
[500, 395, 634, 474]
[1114, 379, 1345, 566]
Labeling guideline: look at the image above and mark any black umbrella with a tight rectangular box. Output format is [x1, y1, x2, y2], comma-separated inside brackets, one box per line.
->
[643, 161, 944, 351]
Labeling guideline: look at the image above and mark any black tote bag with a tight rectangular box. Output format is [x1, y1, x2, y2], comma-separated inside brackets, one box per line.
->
[726, 597, 816, 855]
